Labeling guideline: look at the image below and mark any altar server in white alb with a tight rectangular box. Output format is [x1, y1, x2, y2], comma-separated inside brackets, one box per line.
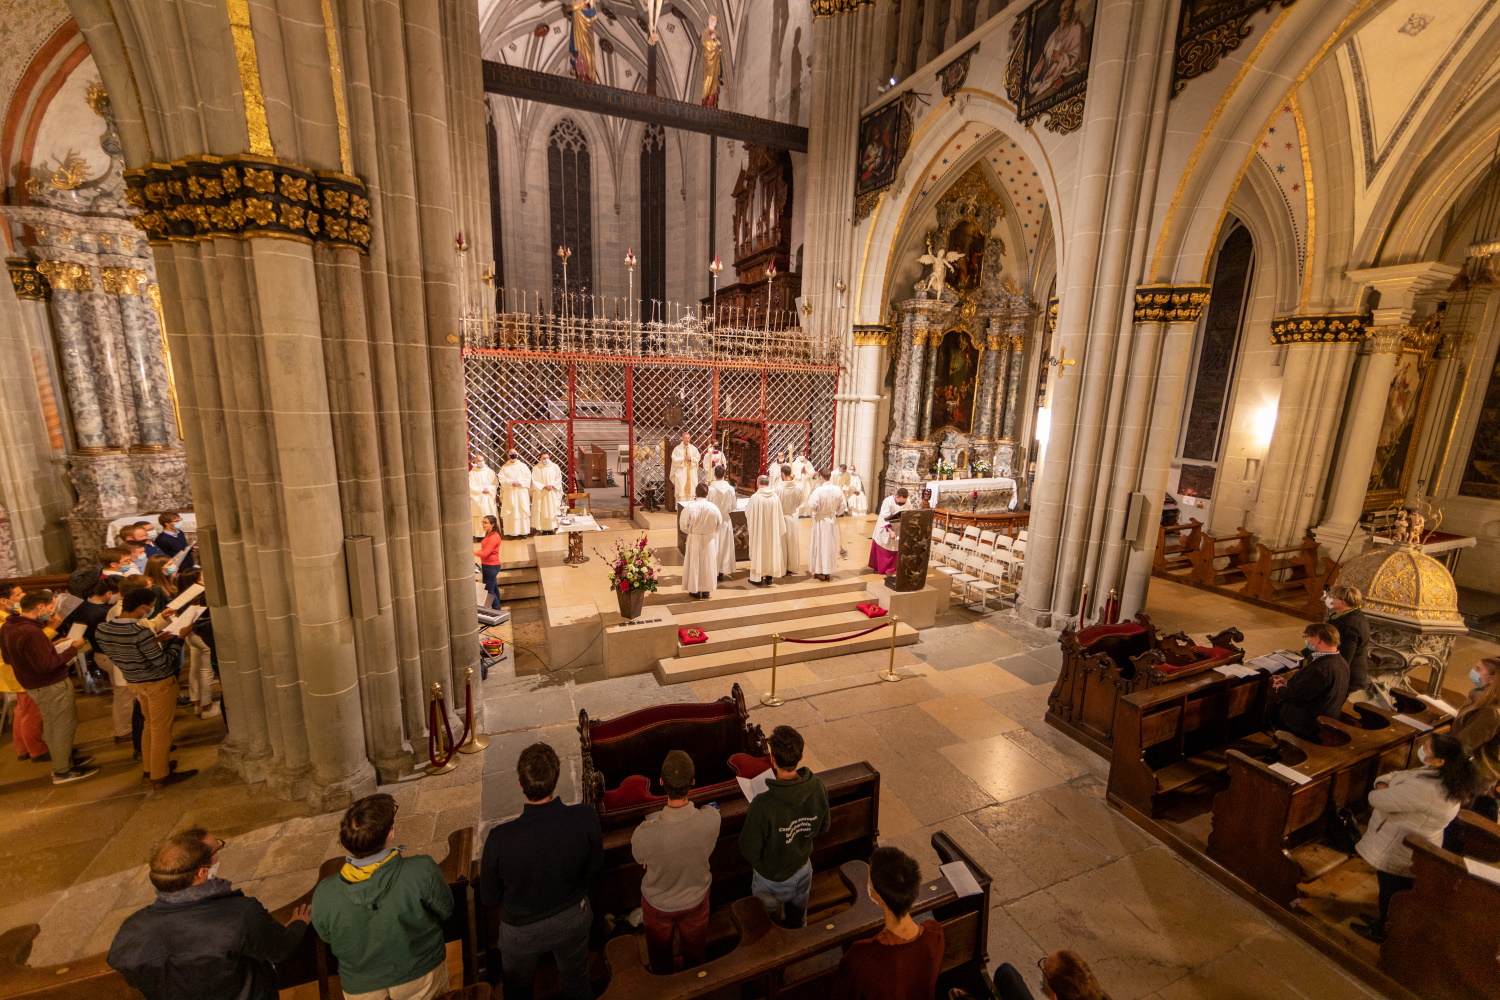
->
[707, 465, 738, 579]
[806, 469, 847, 582]
[845, 465, 869, 516]
[702, 443, 727, 481]
[669, 431, 701, 508]
[469, 452, 498, 536]
[792, 452, 816, 516]
[498, 450, 532, 537]
[678, 483, 723, 599]
[746, 475, 786, 586]
[868, 487, 909, 576]
[776, 463, 804, 575]
[530, 451, 564, 534]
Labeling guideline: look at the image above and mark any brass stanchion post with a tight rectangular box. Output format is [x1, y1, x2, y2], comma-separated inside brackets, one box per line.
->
[424, 682, 460, 776]
[761, 634, 784, 707]
[879, 616, 903, 683]
[457, 667, 491, 753]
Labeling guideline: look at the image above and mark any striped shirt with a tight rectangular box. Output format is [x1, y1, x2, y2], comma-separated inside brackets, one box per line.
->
[93, 618, 177, 684]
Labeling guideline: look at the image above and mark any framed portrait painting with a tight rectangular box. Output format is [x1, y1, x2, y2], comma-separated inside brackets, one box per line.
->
[854, 95, 913, 220]
[1004, 0, 1096, 134]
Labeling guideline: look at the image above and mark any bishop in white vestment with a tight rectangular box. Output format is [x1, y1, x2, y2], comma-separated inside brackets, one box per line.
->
[792, 454, 816, 515]
[530, 454, 564, 533]
[678, 485, 722, 598]
[776, 473, 804, 575]
[846, 466, 870, 515]
[746, 476, 786, 584]
[806, 473, 847, 580]
[702, 445, 727, 480]
[498, 453, 532, 536]
[670, 432, 701, 508]
[469, 455, 498, 536]
[868, 488, 909, 575]
[706, 469, 738, 578]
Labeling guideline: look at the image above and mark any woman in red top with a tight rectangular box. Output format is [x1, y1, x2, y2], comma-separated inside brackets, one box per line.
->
[835, 847, 944, 1000]
[475, 515, 503, 609]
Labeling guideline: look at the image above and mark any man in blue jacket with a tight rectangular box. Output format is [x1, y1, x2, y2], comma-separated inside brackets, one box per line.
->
[312, 793, 455, 999]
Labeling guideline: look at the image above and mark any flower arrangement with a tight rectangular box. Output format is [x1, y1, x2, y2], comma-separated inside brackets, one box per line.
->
[971, 458, 992, 478]
[933, 459, 957, 479]
[597, 535, 660, 594]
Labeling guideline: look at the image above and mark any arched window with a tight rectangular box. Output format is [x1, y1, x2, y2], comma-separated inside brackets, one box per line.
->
[639, 124, 666, 317]
[548, 118, 593, 305]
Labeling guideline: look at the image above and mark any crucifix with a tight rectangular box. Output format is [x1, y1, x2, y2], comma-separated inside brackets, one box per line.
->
[1044, 347, 1076, 377]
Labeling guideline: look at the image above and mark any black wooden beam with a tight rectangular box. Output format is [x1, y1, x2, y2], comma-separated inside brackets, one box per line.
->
[482, 61, 809, 153]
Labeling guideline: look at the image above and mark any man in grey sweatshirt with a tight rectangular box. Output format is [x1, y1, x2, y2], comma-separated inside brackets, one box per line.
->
[630, 750, 721, 974]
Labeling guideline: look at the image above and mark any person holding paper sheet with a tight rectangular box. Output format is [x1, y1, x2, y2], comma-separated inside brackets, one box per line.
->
[1351, 732, 1488, 943]
[0, 584, 49, 764]
[0, 589, 94, 783]
[152, 512, 195, 571]
[1270, 623, 1349, 743]
[832, 846, 944, 1000]
[144, 556, 179, 614]
[630, 750, 720, 975]
[740, 725, 828, 928]
[94, 589, 197, 790]
[1323, 585, 1372, 697]
[1453, 657, 1500, 824]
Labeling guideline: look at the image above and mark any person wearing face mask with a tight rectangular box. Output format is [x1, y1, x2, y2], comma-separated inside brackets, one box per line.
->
[94, 588, 196, 790]
[1351, 733, 1489, 943]
[867, 487, 909, 576]
[1452, 656, 1500, 823]
[109, 827, 311, 1000]
[833, 846, 943, 1000]
[152, 512, 196, 571]
[1322, 585, 1372, 696]
[498, 450, 533, 538]
[0, 589, 93, 783]
[0, 584, 49, 764]
[1270, 623, 1349, 743]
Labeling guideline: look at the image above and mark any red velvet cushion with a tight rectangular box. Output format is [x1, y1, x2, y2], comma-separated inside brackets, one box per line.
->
[728, 753, 772, 778]
[1191, 645, 1237, 661]
[856, 603, 888, 618]
[1075, 622, 1146, 646]
[678, 628, 708, 645]
[601, 774, 667, 811]
[590, 700, 738, 743]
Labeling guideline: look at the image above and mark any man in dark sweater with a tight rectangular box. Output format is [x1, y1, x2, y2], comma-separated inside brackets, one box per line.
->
[740, 725, 830, 928]
[480, 742, 602, 1000]
[109, 827, 309, 1000]
[834, 847, 944, 1000]
[1324, 584, 1372, 695]
[94, 588, 196, 789]
[1273, 622, 1350, 742]
[0, 589, 93, 783]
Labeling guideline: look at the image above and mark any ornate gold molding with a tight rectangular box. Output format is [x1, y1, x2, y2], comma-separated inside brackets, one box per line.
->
[35, 260, 93, 292]
[6, 257, 50, 300]
[225, 0, 274, 156]
[101, 267, 146, 296]
[124, 155, 372, 253]
[1046, 298, 1058, 334]
[1133, 284, 1211, 323]
[1367, 325, 1407, 355]
[811, 0, 873, 16]
[852, 323, 888, 347]
[1173, 0, 1299, 97]
[319, 0, 353, 174]
[1269, 313, 1368, 345]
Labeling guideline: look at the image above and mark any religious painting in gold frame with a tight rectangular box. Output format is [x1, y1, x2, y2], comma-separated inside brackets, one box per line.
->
[1363, 343, 1437, 512]
[1458, 342, 1500, 500]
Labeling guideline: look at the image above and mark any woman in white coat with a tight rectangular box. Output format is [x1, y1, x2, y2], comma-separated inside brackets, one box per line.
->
[1352, 732, 1487, 942]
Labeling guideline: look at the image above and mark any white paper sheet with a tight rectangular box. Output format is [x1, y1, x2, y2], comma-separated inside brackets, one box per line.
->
[165, 583, 204, 611]
[160, 604, 205, 637]
[1392, 714, 1433, 732]
[1465, 858, 1500, 886]
[54, 593, 82, 620]
[66, 623, 86, 642]
[169, 547, 190, 569]
[736, 771, 771, 801]
[1417, 695, 1458, 717]
[939, 861, 982, 897]
[1268, 763, 1312, 785]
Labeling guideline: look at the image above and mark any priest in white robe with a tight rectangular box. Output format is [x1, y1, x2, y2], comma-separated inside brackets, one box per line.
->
[831, 464, 851, 492]
[776, 466, 804, 575]
[746, 475, 786, 585]
[670, 431, 701, 508]
[868, 487, 909, 576]
[791, 453, 816, 515]
[678, 484, 722, 598]
[846, 465, 870, 516]
[469, 453, 498, 537]
[806, 470, 847, 581]
[702, 444, 727, 480]
[530, 452, 564, 533]
[706, 466, 738, 579]
[767, 450, 787, 476]
[498, 451, 533, 537]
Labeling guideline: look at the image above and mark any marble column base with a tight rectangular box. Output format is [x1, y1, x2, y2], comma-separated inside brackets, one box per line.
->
[0, 506, 17, 577]
[883, 443, 928, 500]
[133, 451, 192, 512]
[1312, 521, 1371, 563]
[64, 450, 193, 561]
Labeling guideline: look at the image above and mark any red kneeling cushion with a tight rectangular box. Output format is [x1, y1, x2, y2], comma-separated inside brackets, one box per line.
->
[1075, 622, 1145, 646]
[601, 774, 666, 811]
[678, 628, 709, 645]
[856, 603, 888, 618]
[1191, 645, 1237, 661]
[729, 753, 773, 778]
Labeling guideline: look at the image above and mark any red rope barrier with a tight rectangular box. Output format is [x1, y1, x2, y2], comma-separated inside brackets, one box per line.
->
[781, 621, 893, 644]
[427, 681, 469, 769]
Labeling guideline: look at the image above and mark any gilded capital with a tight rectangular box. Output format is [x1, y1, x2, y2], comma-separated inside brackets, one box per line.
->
[1269, 313, 1368, 345]
[6, 257, 50, 300]
[852, 323, 889, 347]
[1133, 284, 1211, 324]
[1046, 298, 1059, 334]
[101, 267, 146, 296]
[1366, 325, 1407, 355]
[35, 259, 93, 292]
[810, 0, 873, 15]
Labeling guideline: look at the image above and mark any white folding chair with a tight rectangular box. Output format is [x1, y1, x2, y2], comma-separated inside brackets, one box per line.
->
[964, 560, 1007, 609]
[949, 554, 982, 601]
[1017, 529, 1029, 543]
[993, 533, 1015, 553]
[977, 529, 998, 558]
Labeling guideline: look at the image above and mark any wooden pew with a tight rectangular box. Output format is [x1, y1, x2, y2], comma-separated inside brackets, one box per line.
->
[473, 763, 882, 992]
[1154, 518, 1201, 574]
[1189, 528, 1256, 589]
[0, 828, 474, 1000]
[596, 831, 994, 1000]
[1046, 613, 1244, 760]
[1204, 700, 1450, 906]
[1381, 810, 1500, 1000]
[1243, 535, 1334, 608]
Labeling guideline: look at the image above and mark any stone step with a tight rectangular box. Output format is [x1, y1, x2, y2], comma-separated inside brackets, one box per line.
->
[656, 576, 869, 614]
[502, 582, 541, 601]
[678, 609, 883, 657]
[672, 591, 875, 632]
[496, 566, 540, 586]
[655, 622, 919, 685]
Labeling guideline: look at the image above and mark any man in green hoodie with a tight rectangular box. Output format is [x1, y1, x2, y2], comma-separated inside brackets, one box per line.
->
[312, 794, 454, 999]
[739, 725, 830, 928]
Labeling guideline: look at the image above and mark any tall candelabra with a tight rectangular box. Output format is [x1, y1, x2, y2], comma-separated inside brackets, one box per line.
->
[764, 258, 778, 330]
[709, 254, 723, 328]
[624, 249, 636, 324]
[556, 244, 572, 320]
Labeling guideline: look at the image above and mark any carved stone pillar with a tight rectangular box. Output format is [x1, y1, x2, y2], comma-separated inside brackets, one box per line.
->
[883, 297, 950, 495]
[34, 260, 111, 454]
[971, 315, 1004, 442]
[1000, 326, 1028, 442]
[917, 325, 941, 441]
[102, 266, 172, 450]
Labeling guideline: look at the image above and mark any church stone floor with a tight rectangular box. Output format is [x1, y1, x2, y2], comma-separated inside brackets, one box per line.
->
[5, 575, 1494, 997]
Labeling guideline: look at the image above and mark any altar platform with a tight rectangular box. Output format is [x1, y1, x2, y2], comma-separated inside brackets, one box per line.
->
[533, 511, 946, 682]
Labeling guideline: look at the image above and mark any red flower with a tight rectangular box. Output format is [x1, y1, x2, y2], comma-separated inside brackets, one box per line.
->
[618, 580, 628, 592]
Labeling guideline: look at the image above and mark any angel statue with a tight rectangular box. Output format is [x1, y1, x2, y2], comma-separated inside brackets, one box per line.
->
[916, 235, 963, 298]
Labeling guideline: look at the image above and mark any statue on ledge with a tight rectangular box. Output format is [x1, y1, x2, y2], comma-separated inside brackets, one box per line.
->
[916, 235, 963, 299]
[567, 0, 599, 82]
[701, 15, 723, 108]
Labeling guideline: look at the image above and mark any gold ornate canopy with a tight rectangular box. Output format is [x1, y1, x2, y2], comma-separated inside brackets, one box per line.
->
[1337, 544, 1464, 626]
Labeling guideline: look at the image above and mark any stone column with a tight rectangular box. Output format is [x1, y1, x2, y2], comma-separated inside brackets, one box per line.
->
[848, 326, 888, 481]
[971, 316, 1004, 441]
[34, 260, 110, 454]
[917, 326, 940, 441]
[1314, 262, 1460, 555]
[102, 267, 171, 451]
